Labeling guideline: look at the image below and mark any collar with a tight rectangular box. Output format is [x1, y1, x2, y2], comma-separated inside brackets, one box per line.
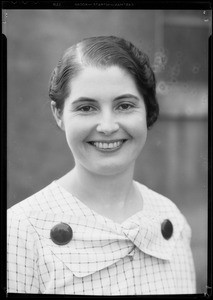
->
[27, 181, 185, 277]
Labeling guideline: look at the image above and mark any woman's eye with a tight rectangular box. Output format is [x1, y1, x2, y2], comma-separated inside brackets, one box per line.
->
[117, 103, 134, 110]
[78, 105, 96, 112]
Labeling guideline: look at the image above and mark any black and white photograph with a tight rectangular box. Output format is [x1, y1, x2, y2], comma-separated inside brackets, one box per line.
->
[3, 4, 211, 296]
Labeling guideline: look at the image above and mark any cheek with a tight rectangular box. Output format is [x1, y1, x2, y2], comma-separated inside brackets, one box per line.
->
[64, 120, 89, 147]
[122, 114, 147, 139]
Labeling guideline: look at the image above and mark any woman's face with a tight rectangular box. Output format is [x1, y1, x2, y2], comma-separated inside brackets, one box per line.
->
[53, 66, 147, 176]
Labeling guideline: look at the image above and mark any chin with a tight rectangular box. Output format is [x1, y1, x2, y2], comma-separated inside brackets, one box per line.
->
[89, 162, 134, 176]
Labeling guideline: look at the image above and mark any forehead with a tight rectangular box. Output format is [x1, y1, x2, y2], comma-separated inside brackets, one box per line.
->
[68, 66, 140, 100]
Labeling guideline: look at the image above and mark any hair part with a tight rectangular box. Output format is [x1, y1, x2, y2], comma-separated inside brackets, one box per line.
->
[49, 36, 159, 128]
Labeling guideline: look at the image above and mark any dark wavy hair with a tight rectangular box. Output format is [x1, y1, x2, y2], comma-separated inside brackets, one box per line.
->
[49, 36, 159, 129]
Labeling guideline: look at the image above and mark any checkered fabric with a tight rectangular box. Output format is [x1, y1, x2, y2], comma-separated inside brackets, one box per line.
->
[7, 181, 196, 295]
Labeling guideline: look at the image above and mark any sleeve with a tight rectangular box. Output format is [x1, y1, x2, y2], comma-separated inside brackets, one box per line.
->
[172, 218, 197, 294]
[7, 207, 40, 294]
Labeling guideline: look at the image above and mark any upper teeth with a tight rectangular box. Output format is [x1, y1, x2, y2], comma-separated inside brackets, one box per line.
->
[93, 141, 122, 149]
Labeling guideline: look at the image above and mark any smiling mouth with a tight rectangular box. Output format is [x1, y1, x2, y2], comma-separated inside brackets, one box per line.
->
[87, 139, 128, 151]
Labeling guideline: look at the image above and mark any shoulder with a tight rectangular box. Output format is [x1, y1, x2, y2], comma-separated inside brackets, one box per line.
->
[135, 181, 191, 238]
[136, 181, 182, 214]
[8, 181, 64, 216]
[7, 181, 64, 241]
[7, 180, 83, 229]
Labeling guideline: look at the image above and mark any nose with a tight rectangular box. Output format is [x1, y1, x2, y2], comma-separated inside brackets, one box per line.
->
[96, 112, 119, 135]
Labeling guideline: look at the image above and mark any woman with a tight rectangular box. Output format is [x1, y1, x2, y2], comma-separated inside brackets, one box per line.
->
[7, 36, 196, 295]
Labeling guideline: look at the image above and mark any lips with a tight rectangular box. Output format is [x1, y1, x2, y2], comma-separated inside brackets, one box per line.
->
[87, 139, 127, 151]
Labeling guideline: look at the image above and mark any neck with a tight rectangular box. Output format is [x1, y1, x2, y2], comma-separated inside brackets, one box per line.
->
[60, 163, 136, 209]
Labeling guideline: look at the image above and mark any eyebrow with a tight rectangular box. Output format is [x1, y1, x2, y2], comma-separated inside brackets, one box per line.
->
[114, 94, 140, 101]
[71, 94, 140, 105]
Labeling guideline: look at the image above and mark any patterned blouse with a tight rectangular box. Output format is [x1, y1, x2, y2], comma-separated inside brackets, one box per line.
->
[7, 181, 196, 295]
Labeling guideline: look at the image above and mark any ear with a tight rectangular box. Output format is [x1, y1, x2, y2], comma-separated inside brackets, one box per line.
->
[51, 101, 65, 130]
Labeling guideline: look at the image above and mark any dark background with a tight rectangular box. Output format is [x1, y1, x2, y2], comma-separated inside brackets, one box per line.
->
[4, 9, 210, 293]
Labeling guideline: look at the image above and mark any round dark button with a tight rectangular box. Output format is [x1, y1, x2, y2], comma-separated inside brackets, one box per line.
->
[161, 219, 173, 240]
[50, 222, 73, 245]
